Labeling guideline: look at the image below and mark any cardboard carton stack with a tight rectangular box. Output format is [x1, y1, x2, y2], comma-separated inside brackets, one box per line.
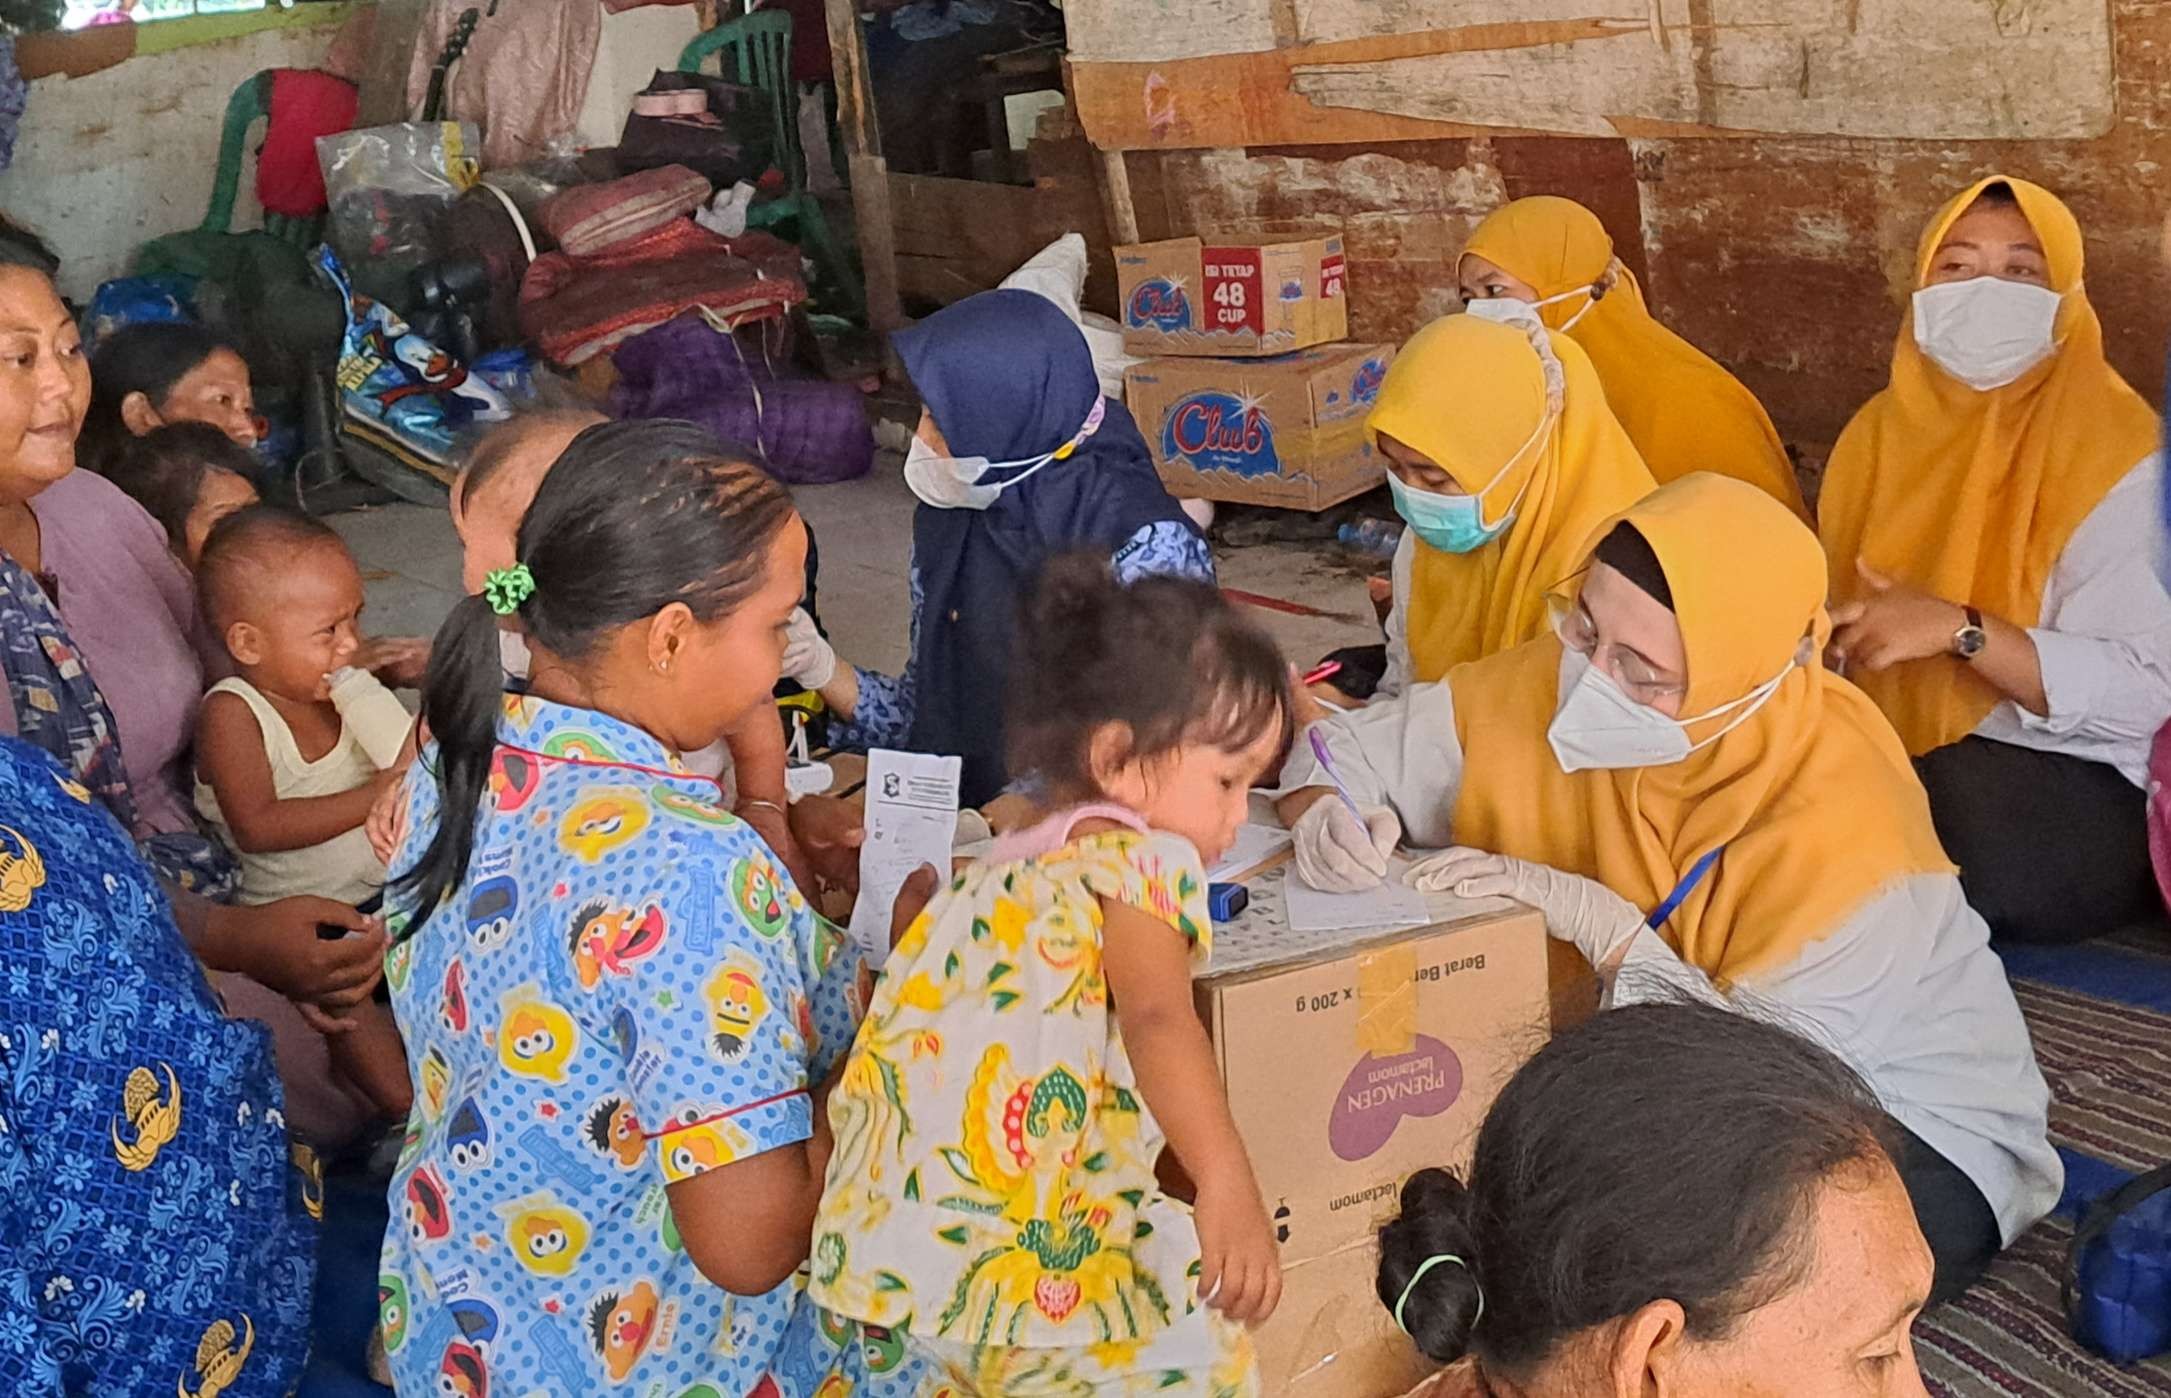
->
[1118, 235, 1393, 512]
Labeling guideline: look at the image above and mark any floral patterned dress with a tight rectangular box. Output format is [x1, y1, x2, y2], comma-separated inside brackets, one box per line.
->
[811, 807, 1255, 1395]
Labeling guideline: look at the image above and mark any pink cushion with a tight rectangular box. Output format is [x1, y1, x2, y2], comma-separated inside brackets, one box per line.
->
[540, 164, 711, 257]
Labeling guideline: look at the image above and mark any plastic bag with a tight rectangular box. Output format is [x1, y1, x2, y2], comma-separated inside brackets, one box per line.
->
[316, 245, 510, 466]
[317, 121, 481, 287]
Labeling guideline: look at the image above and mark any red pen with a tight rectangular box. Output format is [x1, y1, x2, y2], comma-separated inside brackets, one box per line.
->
[1299, 660, 1343, 687]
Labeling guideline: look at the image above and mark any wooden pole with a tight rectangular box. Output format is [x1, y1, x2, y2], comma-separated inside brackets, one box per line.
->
[1095, 147, 1141, 247]
[823, 0, 903, 333]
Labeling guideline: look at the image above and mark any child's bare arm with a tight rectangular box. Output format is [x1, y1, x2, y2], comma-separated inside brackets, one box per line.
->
[667, 1139, 828, 1295]
[1101, 896, 1282, 1324]
[325, 1000, 413, 1121]
[197, 692, 395, 853]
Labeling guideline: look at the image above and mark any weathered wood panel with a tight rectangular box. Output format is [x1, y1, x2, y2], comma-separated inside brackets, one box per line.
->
[1071, 1, 2115, 151]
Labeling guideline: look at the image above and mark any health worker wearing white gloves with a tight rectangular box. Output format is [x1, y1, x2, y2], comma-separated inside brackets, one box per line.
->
[1278, 473, 2058, 1306]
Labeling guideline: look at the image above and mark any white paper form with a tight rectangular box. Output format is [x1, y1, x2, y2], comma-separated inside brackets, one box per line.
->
[846, 749, 962, 963]
[1282, 873, 1433, 935]
[1207, 822, 1293, 883]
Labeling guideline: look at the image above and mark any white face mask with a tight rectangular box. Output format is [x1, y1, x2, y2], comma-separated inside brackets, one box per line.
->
[1545, 648, 1794, 774]
[1911, 276, 2063, 391]
[902, 398, 1106, 511]
[1464, 274, 1603, 333]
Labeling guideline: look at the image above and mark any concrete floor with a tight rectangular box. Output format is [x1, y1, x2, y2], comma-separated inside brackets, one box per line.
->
[333, 458, 1381, 681]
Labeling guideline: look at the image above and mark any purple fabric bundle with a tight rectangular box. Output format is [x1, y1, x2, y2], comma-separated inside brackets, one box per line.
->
[607, 313, 874, 485]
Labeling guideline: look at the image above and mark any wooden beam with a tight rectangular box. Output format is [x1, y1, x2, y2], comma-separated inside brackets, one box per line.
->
[850, 153, 905, 335]
[1094, 149, 1140, 248]
[824, 0, 881, 160]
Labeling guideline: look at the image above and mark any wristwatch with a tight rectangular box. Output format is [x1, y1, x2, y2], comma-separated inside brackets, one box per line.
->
[1952, 605, 1988, 661]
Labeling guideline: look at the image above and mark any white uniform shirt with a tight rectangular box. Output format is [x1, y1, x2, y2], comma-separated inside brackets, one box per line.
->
[1282, 684, 2064, 1244]
[1970, 453, 2171, 787]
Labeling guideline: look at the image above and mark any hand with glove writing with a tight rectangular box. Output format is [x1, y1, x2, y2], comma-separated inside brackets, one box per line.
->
[1406, 848, 1645, 972]
[781, 606, 838, 690]
[1290, 795, 1402, 892]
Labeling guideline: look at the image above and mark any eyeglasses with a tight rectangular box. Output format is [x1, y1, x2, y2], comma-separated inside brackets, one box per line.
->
[1548, 596, 1687, 703]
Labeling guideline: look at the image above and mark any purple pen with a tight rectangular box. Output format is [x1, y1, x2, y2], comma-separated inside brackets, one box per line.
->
[1308, 728, 1365, 820]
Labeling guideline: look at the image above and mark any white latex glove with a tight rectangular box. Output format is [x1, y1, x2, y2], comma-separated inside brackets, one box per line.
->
[781, 607, 838, 689]
[1291, 797, 1401, 893]
[1406, 848, 1644, 968]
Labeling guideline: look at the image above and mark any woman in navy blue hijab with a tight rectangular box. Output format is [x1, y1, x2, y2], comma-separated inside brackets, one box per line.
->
[786, 289, 1212, 806]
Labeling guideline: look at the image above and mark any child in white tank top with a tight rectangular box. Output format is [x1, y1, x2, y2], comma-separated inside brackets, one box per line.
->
[193, 505, 414, 1141]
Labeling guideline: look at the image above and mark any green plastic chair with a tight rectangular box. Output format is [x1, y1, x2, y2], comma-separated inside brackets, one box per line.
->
[201, 71, 326, 249]
[679, 12, 865, 319]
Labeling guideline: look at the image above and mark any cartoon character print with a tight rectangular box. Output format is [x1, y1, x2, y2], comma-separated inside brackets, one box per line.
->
[502, 1193, 592, 1277]
[542, 729, 619, 762]
[441, 958, 469, 1032]
[489, 747, 542, 812]
[418, 1047, 452, 1122]
[498, 984, 578, 1082]
[568, 899, 668, 991]
[376, 1274, 409, 1353]
[448, 1296, 500, 1348]
[584, 1094, 645, 1170]
[384, 934, 417, 993]
[439, 1340, 488, 1398]
[465, 874, 518, 952]
[404, 1163, 451, 1243]
[587, 1280, 661, 1382]
[650, 785, 735, 828]
[658, 1108, 756, 1183]
[704, 958, 768, 1062]
[560, 789, 650, 862]
[730, 853, 793, 939]
[447, 1097, 490, 1170]
[611, 1006, 639, 1061]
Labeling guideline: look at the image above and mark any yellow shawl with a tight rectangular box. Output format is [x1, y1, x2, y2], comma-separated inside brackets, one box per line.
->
[1464, 196, 1807, 518]
[1448, 475, 1952, 985]
[1818, 175, 2157, 755]
[1369, 313, 1655, 683]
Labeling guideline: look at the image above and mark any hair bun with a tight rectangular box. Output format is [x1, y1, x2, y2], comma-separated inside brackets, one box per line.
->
[1378, 1167, 1485, 1365]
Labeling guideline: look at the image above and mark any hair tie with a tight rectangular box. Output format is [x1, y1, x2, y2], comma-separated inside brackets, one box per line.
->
[483, 563, 536, 616]
[1394, 1253, 1484, 1337]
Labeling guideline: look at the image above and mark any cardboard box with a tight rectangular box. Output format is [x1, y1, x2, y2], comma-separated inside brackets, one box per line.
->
[1200, 905, 1550, 1269]
[1116, 235, 1349, 357]
[1254, 1235, 1435, 1397]
[1127, 344, 1394, 512]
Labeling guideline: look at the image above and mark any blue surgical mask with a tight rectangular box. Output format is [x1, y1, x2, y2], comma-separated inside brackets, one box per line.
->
[1387, 474, 1511, 554]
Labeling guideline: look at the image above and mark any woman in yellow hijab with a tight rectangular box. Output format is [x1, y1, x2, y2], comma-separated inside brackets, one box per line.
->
[1460, 196, 1807, 517]
[1366, 312, 1654, 696]
[1279, 474, 2057, 1304]
[1821, 176, 2168, 946]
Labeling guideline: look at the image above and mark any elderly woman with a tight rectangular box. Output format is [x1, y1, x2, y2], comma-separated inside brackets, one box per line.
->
[777, 289, 1212, 807]
[1385, 1002, 1936, 1396]
[1821, 175, 2169, 945]
[1366, 313, 1654, 705]
[0, 250, 386, 1029]
[1458, 195, 1807, 517]
[1283, 474, 2058, 1302]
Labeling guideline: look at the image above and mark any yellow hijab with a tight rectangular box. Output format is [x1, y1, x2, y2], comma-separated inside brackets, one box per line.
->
[1369, 314, 1655, 683]
[1818, 175, 2157, 755]
[1446, 474, 1953, 985]
[1464, 197, 1808, 519]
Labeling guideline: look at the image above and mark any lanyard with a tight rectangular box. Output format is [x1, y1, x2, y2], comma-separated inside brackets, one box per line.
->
[1647, 847, 1722, 931]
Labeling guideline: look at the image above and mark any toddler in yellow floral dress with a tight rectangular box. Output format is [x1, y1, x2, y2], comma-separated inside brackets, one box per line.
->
[810, 555, 1293, 1397]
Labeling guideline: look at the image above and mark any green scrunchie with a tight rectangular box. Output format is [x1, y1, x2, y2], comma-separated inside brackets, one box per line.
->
[483, 563, 536, 616]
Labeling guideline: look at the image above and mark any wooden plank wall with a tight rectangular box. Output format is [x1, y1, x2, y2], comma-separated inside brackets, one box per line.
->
[1057, 0, 2171, 463]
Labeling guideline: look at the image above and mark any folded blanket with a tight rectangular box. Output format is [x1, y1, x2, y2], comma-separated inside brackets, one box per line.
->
[539, 164, 710, 256]
[519, 219, 805, 366]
